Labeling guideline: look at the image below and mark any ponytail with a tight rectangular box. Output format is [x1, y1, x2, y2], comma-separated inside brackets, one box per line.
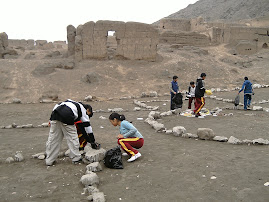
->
[109, 113, 126, 121]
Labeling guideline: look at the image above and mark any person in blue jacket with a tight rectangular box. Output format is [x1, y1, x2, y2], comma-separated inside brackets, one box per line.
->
[238, 77, 254, 110]
[170, 75, 180, 110]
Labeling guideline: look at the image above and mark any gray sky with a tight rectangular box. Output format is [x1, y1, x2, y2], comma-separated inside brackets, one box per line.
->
[0, 0, 198, 42]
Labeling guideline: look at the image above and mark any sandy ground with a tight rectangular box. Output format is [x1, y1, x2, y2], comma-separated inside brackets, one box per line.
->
[1, 87, 269, 201]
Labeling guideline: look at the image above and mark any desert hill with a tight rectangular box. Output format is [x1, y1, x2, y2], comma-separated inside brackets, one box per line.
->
[156, 0, 269, 23]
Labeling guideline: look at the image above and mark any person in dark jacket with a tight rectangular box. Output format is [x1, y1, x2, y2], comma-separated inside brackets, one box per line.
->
[194, 73, 206, 117]
[170, 75, 180, 110]
[45, 99, 99, 166]
[238, 77, 254, 110]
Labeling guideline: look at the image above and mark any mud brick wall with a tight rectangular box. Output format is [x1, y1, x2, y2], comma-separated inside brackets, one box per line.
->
[159, 19, 191, 32]
[159, 30, 210, 46]
[69, 20, 159, 61]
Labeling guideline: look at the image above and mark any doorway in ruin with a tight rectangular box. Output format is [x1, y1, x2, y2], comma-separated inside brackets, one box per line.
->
[262, 43, 268, 49]
[106, 31, 117, 59]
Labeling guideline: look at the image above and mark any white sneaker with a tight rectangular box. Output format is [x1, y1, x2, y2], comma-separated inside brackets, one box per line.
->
[122, 152, 129, 156]
[127, 152, 141, 162]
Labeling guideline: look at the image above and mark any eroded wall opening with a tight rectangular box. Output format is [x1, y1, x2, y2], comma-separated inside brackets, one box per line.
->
[262, 43, 268, 49]
[106, 31, 117, 59]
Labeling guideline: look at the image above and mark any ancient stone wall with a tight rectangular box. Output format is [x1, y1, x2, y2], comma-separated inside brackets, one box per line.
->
[159, 19, 191, 32]
[235, 40, 257, 55]
[0, 32, 8, 58]
[8, 39, 66, 50]
[69, 20, 159, 61]
[159, 30, 210, 46]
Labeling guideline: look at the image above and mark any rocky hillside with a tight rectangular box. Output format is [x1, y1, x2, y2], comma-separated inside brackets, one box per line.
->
[158, 0, 269, 22]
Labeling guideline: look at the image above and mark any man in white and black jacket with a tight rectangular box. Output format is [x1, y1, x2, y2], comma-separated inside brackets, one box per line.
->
[45, 99, 99, 166]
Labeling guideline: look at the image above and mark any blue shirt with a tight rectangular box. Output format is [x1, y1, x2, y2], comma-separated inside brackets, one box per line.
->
[171, 81, 179, 94]
[239, 80, 252, 94]
[120, 120, 143, 139]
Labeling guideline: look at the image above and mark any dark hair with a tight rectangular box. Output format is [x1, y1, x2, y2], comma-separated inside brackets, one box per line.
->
[244, 77, 248, 80]
[82, 103, 93, 117]
[173, 75, 178, 80]
[201, 73, 206, 77]
[109, 113, 125, 121]
[190, 81, 195, 85]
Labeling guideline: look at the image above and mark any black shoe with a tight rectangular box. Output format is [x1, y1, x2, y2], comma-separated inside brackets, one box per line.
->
[195, 113, 201, 117]
[91, 143, 101, 150]
[72, 158, 83, 165]
[79, 147, 84, 151]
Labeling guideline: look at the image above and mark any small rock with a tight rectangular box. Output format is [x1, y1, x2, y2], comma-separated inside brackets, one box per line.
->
[14, 152, 24, 162]
[41, 122, 49, 127]
[172, 126, 186, 137]
[93, 192, 105, 202]
[80, 172, 99, 186]
[252, 138, 269, 145]
[38, 154, 46, 160]
[228, 136, 242, 144]
[253, 106, 263, 111]
[5, 157, 15, 163]
[197, 128, 215, 140]
[86, 162, 102, 172]
[213, 136, 228, 142]
[12, 98, 21, 104]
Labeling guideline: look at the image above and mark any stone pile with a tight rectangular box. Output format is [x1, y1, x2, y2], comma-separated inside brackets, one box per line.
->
[5, 151, 24, 163]
[133, 100, 159, 111]
[1, 122, 49, 129]
[144, 110, 269, 145]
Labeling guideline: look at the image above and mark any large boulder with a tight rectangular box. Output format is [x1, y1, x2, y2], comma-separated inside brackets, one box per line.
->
[197, 128, 215, 140]
[84, 148, 106, 163]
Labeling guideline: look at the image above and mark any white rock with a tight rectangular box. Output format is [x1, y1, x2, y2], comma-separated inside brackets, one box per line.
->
[41, 122, 49, 127]
[152, 122, 165, 132]
[165, 130, 173, 134]
[86, 162, 102, 172]
[172, 126, 186, 137]
[80, 172, 99, 186]
[228, 136, 242, 144]
[14, 152, 24, 162]
[197, 128, 215, 140]
[99, 116, 107, 120]
[86, 185, 99, 194]
[148, 111, 161, 120]
[253, 84, 261, 89]
[253, 106, 263, 111]
[213, 136, 228, 142]
[93, 192, 105, 202]
[65, 149, 70, 157]
[84, 148, 106, 163]
[5, 157, 15, 163]
[32, 152, 46, 158]
[38, 154, 46, 160]
[263, 108, 269, 112]
[252, 138, 269, 145]
[242, 139, 252, 144]
[133, 107, 141, 111]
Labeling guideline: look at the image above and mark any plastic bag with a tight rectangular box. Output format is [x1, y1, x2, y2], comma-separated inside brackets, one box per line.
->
[171, 93, 183, 110]
[205, 90, 212, 95]
[234, 95, 240, 106]
[103, 146, 123, 169]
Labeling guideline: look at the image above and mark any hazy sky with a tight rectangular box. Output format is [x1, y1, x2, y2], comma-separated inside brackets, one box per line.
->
[0, 0, 199, 42]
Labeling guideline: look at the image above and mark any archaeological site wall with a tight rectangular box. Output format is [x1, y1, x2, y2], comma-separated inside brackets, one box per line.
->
[0, 32, 8, 58]
[8, 39, 67, 50]
[158, 17, 269, 55]
[159, 31, 210, 46]
[68, 20, 159, 61]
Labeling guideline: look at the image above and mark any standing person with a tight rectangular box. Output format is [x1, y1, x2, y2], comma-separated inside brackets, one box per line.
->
[45, 99, 99, 166]
[170, 75, 180, 110]
[109, 113, 144, 162]
[187, 81, 196, 109]
[238, 77, 254, 110]
[194, 73, 206, 117]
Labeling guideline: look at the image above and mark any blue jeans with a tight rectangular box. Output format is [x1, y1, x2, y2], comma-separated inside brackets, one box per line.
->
[244, 94, 252, 110]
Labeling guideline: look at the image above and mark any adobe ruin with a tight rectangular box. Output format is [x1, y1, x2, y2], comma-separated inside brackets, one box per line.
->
[67, 20, 159, 61]
[158, 17, 269, 55]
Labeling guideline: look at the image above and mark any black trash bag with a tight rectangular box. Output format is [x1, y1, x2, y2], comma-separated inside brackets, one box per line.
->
[103, 146, 124, 169]
[171, 93, 183, 110]
[234, 95, 240, 106]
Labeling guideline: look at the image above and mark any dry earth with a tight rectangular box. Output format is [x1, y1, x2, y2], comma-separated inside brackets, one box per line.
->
[0, 45, 269, 201]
